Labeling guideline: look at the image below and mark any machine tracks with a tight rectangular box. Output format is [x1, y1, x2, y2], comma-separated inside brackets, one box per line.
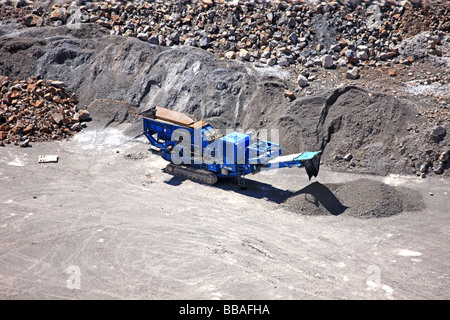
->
[166, 164, 218, 185]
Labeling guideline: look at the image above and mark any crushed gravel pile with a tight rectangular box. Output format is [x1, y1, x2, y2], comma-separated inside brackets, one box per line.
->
[282, 178, 424, 218]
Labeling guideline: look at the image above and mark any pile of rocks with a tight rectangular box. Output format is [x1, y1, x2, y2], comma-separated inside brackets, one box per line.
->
[0, 76, 90, 147]
[7, 0, 449, 72]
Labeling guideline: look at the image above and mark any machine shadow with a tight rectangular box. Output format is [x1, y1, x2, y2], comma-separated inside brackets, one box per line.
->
[214, 178, 348, 216]
[163, 172, 347, 216]
[214, 177, 295, 203]
[164, 175, 187, 186]
[290, 181, 348, 216]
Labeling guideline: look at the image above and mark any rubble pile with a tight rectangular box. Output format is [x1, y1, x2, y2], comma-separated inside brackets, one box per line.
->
[0, 76, 90, 147]
[4, 0, 450, 70]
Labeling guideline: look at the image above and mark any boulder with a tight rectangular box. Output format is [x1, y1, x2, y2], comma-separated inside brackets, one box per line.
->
[431, 126, 446, 141]
[346, 67, 360, 79]
[77, 110, 91, 122]
[344, 153, 353, 161]
[297, 75, 308, 88]
[321, 55, 334, 69]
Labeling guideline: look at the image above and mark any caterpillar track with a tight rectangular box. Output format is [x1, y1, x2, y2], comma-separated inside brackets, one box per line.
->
[166, 163, 218, 185]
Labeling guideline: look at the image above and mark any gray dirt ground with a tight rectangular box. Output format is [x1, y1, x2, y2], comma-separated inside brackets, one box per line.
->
[0, 122, 449, 300]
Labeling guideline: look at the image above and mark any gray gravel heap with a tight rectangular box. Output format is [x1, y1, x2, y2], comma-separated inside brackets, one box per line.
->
[282, 178, 425, 218]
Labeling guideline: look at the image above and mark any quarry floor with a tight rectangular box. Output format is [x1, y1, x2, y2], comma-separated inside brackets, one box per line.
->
[0, 124, 449, 300]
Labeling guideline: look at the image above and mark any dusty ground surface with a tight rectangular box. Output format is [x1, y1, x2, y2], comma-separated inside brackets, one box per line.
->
[0, 121, 449, 300]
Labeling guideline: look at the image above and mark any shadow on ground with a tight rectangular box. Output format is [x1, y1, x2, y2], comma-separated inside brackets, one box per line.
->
[164, 173, 348, 216]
